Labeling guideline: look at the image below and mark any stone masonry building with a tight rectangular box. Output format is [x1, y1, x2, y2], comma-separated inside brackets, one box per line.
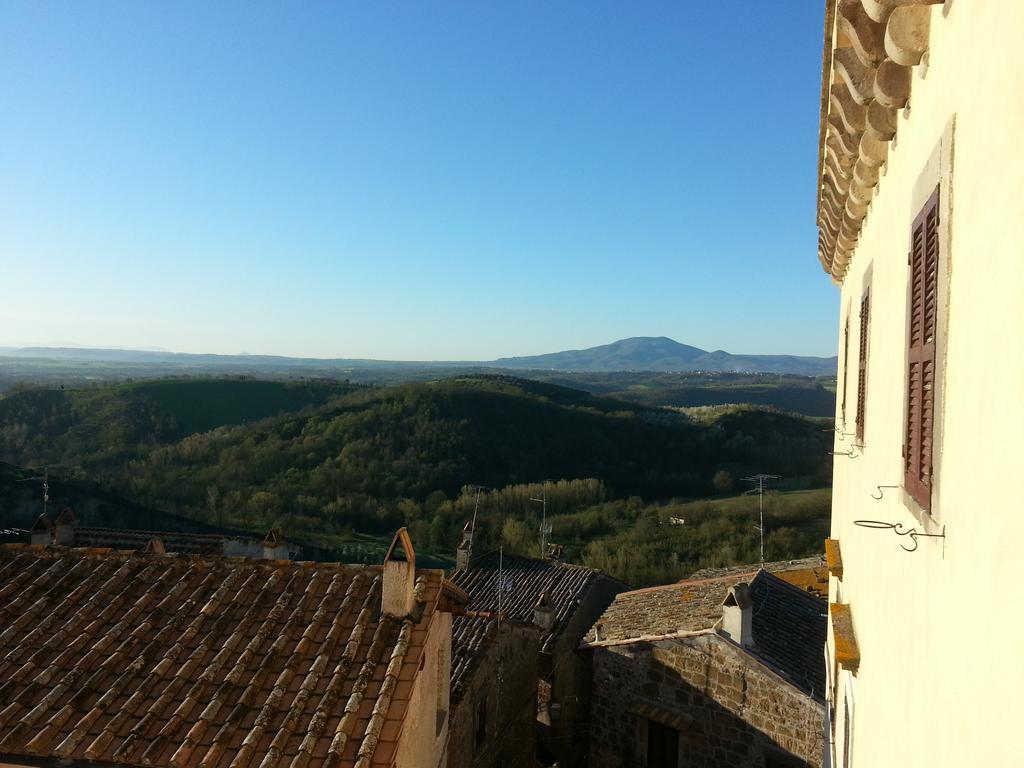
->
[585, 566, 827, 768]
[450, 550, 625, 767]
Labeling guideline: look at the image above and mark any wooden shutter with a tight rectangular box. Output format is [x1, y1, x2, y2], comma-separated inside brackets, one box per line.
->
[841, 317, 850, 425]
[904, 187, 940, 509]
[856, 292, 870, 443]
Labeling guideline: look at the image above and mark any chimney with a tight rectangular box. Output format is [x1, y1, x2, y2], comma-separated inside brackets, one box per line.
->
[262, 529, 290, 560]
[721, 583, 753, 647]
[145, 538, 166, 555]
[31, 514, 53, 546]
[54, 507, 77, 546]
[382, 528, 417, 618]
[455, 520, 474, 571]
[534, 589, 555, 632]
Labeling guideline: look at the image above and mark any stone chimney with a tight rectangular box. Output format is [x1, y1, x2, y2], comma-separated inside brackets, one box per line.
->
[382, 528, 417, 618]
[262, 529, 290, 560]
[31, 514, 53, 546]
[54, 507, 77, 546]
[534, 589, 555, 632]
[721, 582, 753, 647]
[145, 538, 166, 555]
[455, 520, 474, 571]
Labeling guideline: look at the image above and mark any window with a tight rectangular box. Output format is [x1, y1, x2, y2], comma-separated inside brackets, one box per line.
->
[474, 696, 488, 749]
[841, 315, 851, 426]
[904, 187, 940, 510]
[855, 291, 870, 443]
[436, 643, 447, 736]
[842, 697, 853, 768]
[646, 720, 679, 768]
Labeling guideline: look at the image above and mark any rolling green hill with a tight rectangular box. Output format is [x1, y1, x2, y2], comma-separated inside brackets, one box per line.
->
[0, 375, 831, 553]
[0, 378, 360, 469]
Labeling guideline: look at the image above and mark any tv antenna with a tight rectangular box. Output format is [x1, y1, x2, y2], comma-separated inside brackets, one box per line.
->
[741, 473, 780, 567]
[466, 484, 489, 563]
[16, 465, 60, 519]
[530, 482, 551, 558]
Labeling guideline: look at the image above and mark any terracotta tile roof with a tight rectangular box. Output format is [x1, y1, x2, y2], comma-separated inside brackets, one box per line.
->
[747, 571, 827, 697]
[0, 545, 445, 768]
[449, 553, 611, 652]
[772, 565, 829, 600]
[449, 614, 497, 707]
[71, 528, 228, 556]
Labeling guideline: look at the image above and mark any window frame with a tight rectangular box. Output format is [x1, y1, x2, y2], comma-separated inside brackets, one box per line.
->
[855, 289, 870, 444]
[903, 185, 941, 511]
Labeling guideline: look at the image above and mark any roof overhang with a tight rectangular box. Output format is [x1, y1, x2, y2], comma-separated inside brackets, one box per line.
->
[816, 0, 942, 283]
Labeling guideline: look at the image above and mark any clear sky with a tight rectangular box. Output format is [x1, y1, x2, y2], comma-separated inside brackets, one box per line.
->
[1, 2, 835, 361]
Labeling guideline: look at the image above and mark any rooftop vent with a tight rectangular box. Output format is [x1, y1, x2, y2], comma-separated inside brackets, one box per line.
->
[721, 582, 753, 647]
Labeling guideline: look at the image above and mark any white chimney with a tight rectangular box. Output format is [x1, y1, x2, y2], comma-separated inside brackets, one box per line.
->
[54, 507, 77, 546]
[455, 520, 473, 571]
[31, 514, 53, 546]
[262, 529, 290, 560]
[534, 589, 555, 632]
[382, 528, 417, 618]
[721, 583, 753, 647]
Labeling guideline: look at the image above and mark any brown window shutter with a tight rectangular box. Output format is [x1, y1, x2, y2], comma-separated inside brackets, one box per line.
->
[905, 186, 940, 509]
[856, 292, 870, 443]
[841, 317, 850, 426]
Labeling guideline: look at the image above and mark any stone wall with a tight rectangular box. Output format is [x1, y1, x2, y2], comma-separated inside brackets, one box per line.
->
[540, 575, 625, 767]
[448, 623, 540, 768]
[589, 634, 824, 768]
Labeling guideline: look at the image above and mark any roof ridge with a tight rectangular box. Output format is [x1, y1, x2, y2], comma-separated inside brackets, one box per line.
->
[616, 571, 759, 598]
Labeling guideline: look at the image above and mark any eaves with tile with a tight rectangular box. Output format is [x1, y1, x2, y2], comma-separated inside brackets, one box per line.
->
[817, 0, 943, 281]
[0, 539, 464, 768]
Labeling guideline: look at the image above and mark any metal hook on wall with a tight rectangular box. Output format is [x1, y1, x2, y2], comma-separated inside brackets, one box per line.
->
[823, 426, 856, 442]
[829, 447, 859, 458]
[871, 485, 900, 500]
[854, 519, 947, 553]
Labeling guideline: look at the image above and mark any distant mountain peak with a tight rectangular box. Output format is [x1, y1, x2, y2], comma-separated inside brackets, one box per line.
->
[491, 337, 835, 375]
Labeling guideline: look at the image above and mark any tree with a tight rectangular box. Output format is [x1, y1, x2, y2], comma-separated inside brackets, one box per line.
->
[712, 470, 734, 493]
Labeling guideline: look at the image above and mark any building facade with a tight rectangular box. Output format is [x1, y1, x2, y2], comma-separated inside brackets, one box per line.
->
[447, 615, 540, 768]
[816, 1, 1024, 765]
[585, 568, 826, 768]
[450, 550, 626, 767]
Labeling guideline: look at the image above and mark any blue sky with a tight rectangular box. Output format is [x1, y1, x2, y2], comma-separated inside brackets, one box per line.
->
[0, 2, 835, 360]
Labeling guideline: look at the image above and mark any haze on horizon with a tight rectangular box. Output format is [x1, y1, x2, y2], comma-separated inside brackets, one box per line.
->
[0, 3, 834, 360]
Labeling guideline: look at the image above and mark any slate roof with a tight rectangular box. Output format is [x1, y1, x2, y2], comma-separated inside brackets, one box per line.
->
[748, 571, 827, 696]
[587, 567, 827, 697]
[449, 552, 612, 653]
[0, 544, 447, 768]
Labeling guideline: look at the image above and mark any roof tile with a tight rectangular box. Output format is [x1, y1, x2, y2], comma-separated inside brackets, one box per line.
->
[0, 545, 441, 768]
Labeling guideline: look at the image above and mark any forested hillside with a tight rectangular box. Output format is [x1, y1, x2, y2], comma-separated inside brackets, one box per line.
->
[0, 375, 831, 584]
[0, 378, 360, 467]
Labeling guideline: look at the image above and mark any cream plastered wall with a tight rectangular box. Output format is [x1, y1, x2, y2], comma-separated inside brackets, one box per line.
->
[826, 1, 1024, 766]
[395, 608, 452, 768]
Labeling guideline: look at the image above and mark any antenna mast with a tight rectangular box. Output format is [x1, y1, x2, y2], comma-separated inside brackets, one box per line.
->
[741, 473, 780, 567]
[530, 482, 550, 558]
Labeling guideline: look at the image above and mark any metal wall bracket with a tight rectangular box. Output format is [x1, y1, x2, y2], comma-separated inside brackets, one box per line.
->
[853, 519, 946, 552]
